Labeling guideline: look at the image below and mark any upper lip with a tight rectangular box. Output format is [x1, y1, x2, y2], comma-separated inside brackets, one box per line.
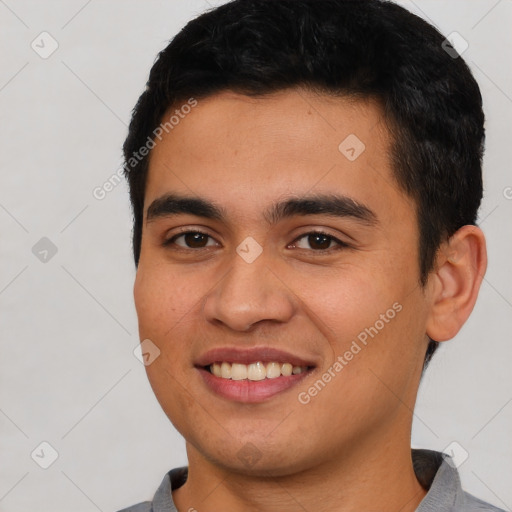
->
[195, 346, 317, 368]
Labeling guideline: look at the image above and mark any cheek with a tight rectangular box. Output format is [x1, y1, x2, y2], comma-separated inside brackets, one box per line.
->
[290, 262, 425, 396]
[287, 264, 400, 344]
[134, 267, 201, 426]
[134, 264, 198, 338]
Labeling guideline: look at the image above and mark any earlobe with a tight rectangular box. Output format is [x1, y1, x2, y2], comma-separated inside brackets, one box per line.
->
[426, 225, 487, 342]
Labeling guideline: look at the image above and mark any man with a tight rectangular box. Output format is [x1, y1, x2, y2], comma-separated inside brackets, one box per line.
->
[118, 0, 502, 510]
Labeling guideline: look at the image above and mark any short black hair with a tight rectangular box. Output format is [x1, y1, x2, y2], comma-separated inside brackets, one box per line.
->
[123, 0, 485, 369]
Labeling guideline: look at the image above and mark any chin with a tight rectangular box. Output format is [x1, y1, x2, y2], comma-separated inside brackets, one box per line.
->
[213, 452, 313, 478]
[188, 432, 319, 479]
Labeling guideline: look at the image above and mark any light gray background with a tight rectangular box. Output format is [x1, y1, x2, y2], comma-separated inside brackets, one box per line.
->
[1, 1, 511, 511]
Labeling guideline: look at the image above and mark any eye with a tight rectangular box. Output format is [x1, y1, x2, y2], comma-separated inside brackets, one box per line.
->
[163, 231, 218, 249]
[290, 231, 349, 251]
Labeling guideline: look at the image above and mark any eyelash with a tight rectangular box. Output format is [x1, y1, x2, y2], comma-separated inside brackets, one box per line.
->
[162, 230, 350, 253]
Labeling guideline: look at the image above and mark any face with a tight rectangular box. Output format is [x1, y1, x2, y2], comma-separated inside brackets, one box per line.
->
[134, 89, 432, 476]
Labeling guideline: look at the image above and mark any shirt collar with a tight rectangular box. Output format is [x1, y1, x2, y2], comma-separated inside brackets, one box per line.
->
[414, 449, 464, 511]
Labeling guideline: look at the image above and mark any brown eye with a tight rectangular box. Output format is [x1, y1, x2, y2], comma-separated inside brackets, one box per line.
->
[183, 232, 209, 248]
[292, 231, 349, 252]
[163, 231, 217, 249]
[307, 233, 332, 250]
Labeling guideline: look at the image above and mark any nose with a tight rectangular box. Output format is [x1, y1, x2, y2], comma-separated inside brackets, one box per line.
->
[202, 252, 296, 332]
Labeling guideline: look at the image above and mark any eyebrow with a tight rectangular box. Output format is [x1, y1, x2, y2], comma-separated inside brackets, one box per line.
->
[145, 193, 378, 226]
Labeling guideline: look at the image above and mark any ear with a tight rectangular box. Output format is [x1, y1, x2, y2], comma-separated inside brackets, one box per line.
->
[426, 225, 487, 342]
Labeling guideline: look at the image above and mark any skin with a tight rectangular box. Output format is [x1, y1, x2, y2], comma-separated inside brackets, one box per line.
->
[133, 88, 487, 512]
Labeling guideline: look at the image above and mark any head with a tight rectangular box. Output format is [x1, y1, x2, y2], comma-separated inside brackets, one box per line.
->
[123, 0, 486, 476]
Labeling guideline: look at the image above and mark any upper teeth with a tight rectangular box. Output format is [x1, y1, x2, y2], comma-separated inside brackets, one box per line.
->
[210, 362, 308, 380]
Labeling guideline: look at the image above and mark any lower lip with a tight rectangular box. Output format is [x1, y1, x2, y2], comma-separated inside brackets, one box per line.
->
[197, 367, 313, 403]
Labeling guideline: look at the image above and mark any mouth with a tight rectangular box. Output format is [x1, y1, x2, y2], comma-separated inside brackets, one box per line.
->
[195, 347, 317, 403]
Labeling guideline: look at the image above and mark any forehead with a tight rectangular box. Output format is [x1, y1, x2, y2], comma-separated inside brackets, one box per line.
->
[144, 88, 414, 224]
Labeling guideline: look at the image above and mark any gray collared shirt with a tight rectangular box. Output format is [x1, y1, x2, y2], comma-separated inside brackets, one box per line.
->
[117, 449, 505, 512]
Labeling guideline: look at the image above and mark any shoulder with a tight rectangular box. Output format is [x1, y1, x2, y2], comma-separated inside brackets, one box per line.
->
[115, 467, 187, 512]
[116, 502, 152, 512]
[461, 491, 506, 512]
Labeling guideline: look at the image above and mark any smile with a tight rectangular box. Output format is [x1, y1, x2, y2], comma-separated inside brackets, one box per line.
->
[195, 347, 317, 403]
